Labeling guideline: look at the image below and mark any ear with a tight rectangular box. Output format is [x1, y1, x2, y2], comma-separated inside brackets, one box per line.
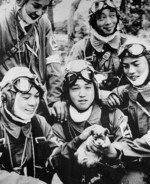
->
[1, 92, 7, 103]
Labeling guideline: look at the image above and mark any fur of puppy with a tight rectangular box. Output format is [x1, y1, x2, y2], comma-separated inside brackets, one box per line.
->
[75, 127, 109, 168]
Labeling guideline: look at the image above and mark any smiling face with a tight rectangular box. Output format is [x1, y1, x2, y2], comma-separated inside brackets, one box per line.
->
[122, 56, 149, 82]
[13, 86, 40, 120]
[69, 79, 95, 111]
[25, 0, 50, 20]
[95, 8, 118, 36]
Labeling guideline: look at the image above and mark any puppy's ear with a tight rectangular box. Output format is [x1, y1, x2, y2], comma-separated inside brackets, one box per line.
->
[104, 128, 110, 136]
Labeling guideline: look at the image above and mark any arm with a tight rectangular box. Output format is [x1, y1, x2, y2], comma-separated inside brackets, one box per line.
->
[51, 124, 105, 159]
[122, 131, 150, 157]
[107, 84, 129, 108]
[68, 0, 81, 46]
[68, 39, 86, 62]
[42, 16, 68, 122]
[44, 17, 63, 106]
[98, 108, 132, 159]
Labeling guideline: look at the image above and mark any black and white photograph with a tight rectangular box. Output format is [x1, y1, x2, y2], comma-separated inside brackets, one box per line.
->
[0, 0, 150, 184]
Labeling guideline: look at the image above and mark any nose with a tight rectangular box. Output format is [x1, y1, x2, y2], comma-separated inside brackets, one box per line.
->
[36, 8, 43, 16]
[79, 88, 86, 97]
[105, 16, 112, 24]
[128, 65, 136, 74]
[28, 96, 37, 106]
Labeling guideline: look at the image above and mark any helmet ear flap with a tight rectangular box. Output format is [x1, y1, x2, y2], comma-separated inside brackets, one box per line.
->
[1, 88, 14, 111]
[1, 92, 7, 103]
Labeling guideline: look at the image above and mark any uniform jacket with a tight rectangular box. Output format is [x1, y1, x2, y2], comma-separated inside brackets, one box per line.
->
[0, 107, 61, 184]
[68, 33, 127, 90]
[112, 84, 150, 157]
[0, 4, 63, 105]
[51, 103, 132, 184]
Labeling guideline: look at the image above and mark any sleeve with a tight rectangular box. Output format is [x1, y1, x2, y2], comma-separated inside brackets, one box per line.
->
[52, 123, 83, 159]
[0, 170, 44, 184]
[112, 85, 129, 103]
[121, 131, 150, 157]
[49, 123, 83, 182]
[36, 115, 62, 151]
[109, 108, 133, 152]
[68, 39, 86, 62]
[46, 63, 63, 105]
[43, 16, 63, 105]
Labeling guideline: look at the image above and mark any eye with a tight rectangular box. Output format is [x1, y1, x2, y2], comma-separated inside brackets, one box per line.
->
[22, 94, 30, 99]
[110, 12, 116, 18]
[71, 86, 79, 91]
[32, 3, 40, 9]
[42, 5, 48, 11]
[35, 93, 40, 98]
[97, 14, 105, 21]
[123, 64, 129, 69]
[85, 85, 92, 89]
[133, 62, 140, 67]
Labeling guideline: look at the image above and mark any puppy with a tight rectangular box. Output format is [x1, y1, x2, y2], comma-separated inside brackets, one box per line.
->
[75, 126, 109, 168]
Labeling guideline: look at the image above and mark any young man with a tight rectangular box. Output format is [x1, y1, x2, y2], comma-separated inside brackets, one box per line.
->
[0, 0, 65, 123]
[0, 66, 61, 184]
[107, 37, 150, 183]
[51, 59, 132, 184]
[68, 0, 127, 91]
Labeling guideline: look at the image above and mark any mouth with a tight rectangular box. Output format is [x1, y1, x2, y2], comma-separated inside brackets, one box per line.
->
[78, 100, 88, 104]
[25, 109, 35, 114]
[29, 14, 39, 20]
[129, 76, 138, 81]
[104, 26, 114, 32]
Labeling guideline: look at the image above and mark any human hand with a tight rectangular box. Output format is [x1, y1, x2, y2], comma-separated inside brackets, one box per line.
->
[86, 134, 117, 158]
[50, 101, 68, 123]
[107, 93, 122, 108]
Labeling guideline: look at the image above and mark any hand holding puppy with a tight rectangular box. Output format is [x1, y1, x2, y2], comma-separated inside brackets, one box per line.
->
[76, 125, 118, 167]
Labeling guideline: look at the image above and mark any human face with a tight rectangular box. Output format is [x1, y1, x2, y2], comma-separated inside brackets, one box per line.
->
[25, 0, 50, 20]
[13, 87, 40, 120]
[122, 56, 149, 82]
[69, 79, 95, 111]
[96, 8, 118, 36]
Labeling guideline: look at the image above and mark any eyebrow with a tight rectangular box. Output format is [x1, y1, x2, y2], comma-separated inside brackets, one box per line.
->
[32, 0, 50, 6]
[123, 60, 139, 65]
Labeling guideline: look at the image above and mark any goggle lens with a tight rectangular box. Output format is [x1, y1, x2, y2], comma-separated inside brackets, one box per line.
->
[14, 78, 32, 93]
[118, 44, 147, 58]
[90, 0, 117, 14]
[66, 69, 94, 85]
[13, 77, 42, 94]
[128, 44, 145, 56]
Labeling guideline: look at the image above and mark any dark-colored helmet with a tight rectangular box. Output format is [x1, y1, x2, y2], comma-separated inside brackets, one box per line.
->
[89, 0, 121, 34]
[63, 59, 99, 101]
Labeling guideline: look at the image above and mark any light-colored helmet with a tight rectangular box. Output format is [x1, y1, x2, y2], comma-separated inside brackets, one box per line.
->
[0, 66, 44, 110]
[89, 0, 120, 15]
[118, 36, 150, 59]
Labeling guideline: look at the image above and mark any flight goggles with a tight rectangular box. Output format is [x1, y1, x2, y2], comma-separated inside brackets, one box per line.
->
[9, 76, 43, 94]
[65, 68, 95, 85]
[118, 43, 150, 58]
[90, 0, 118, 14]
